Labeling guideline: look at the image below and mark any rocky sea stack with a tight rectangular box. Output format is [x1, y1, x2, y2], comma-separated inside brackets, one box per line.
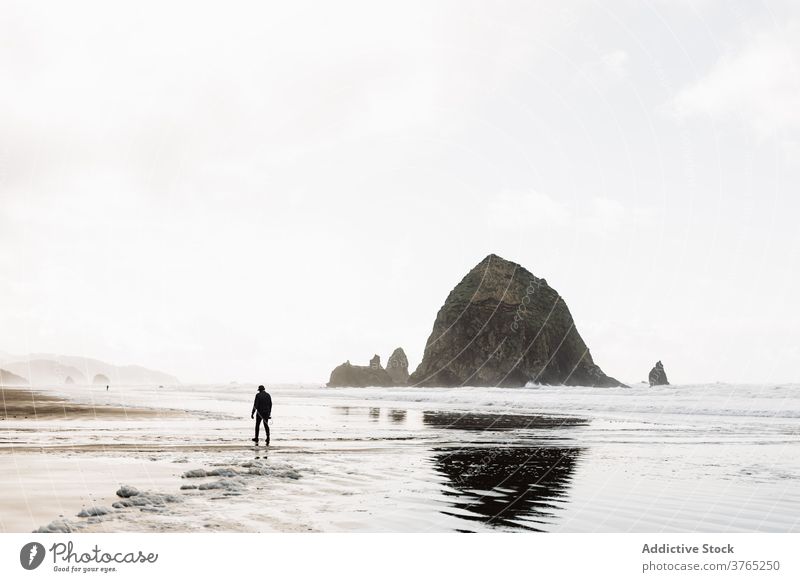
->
[648, 361, 669, 386]
[408, 254, 624, 388]
[327, 350, 409, 387]
[386, 348, 409, 385]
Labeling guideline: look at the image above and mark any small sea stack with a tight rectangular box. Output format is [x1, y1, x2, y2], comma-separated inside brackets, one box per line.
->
[648, 361, 669, 386]
[327, 357, 393, 387]
[327, 348, 411, 387]
[386, 348, 409, 385]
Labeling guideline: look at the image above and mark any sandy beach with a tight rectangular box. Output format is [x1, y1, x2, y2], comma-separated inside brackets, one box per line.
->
[1, 382, 798, 533]
[0, 387, 169, 420]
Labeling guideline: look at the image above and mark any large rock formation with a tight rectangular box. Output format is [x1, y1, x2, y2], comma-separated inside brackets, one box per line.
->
[0, 368, 28, 386]
[386, 348, 409, 385]
[327, 358, 393, 387]
[408, 254, 624, 388]
[93, 374, 111, 385]
[648, 361, 669, 386]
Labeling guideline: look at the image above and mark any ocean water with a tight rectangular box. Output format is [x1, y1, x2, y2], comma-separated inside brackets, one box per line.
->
[1, 382, 798, 532]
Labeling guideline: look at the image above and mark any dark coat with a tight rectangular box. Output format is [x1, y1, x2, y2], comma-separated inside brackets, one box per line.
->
[252, 391, 272, 418]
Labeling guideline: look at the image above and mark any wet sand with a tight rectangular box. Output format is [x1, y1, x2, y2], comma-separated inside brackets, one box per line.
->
[1, 382, 798, 533]
[0, 386, 165, 420]
[0, 454, 182, 533]
[0, 386, 188, 532]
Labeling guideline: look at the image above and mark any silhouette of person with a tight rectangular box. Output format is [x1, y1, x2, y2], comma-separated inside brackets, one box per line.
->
[251, 385, 272, 444]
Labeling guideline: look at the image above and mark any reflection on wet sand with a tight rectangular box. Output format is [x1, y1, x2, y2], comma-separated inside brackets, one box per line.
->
[432, 446, 581, 531]
[421, 411, 584, 530]
[326, 407, 585, 530]
[332, 405, 415, 428]
[422, 410, 587, 431]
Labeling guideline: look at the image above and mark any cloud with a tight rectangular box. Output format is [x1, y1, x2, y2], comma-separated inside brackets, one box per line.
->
[602, 50, 630, 78]
[487, 190, 652, 236]
[573, 49, 630, 92]
[487, 190, 571, 230]
[673, 22, 800, 139]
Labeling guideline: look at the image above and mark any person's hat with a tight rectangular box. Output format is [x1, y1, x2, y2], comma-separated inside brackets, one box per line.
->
[258, 385, 265, 391]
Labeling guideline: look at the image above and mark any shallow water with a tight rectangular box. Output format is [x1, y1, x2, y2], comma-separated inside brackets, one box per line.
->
[1, 383, 798, 532]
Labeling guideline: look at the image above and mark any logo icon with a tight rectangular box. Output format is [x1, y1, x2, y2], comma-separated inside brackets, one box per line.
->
[20, 542, 46, 570]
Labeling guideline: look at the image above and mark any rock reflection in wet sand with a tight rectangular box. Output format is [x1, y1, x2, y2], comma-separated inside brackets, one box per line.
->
[423, 411, 587, 431]
[432, 446, 581, 531]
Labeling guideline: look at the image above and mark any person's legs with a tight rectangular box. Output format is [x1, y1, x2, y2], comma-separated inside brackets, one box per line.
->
[264, 420, 270, 445]
[254, 417, 261, 440]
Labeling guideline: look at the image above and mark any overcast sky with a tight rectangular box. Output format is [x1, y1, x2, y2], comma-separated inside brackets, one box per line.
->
[1, 1, 798, 384]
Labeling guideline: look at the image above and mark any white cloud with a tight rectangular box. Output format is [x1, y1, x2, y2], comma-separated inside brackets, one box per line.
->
[602, 50, 630, 78]
[487, 190, 651, 236]
[487, 190, 571, 229]
[580, 197, 627, 233]
[573, 49, 630, 92]
[673, 22, 800, 139]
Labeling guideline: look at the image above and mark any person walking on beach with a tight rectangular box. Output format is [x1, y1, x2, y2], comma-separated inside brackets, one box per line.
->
[251, 385, 272, 445]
